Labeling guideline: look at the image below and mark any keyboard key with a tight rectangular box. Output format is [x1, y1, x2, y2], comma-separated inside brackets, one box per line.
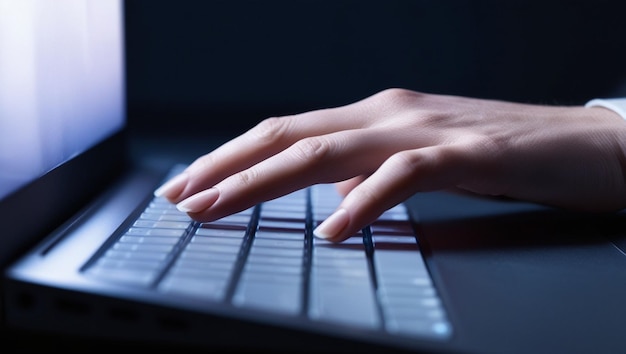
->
[248, 246, 303, 258]
[255, 230, 304, 240]
[133, 220, 190, 229]
[158, 276, 227, 301]
[168, 263, 234, 279]
[370, 221, 415, 235]
[112, 242, 174, 253]
[104, 249, 169, 262]
[85, 267, 156, 286]
[119, 235, 180, 245]
[94, 257, 162, 270]
[242, 262, 302, 276]
[139, 212, 191, 222]
[313, 245, 368, 259]
[184, 240, 241, 255]
[385, 317, 452, 338]
[258, 220, 304, 231]
[247, 253, 302, 267]
[252, 237, 303, 249]
[260, 210, 305, 220]
[193, 228, 246, 238]
[233, 277, 302, 315]
[210, 214, 251, 225]
[175, 252, 236, 264]
[308, 277, 379, 329]
[187, 236, 243, 247]
[313, 235, 363, 246]
[125, 227, 185, 237]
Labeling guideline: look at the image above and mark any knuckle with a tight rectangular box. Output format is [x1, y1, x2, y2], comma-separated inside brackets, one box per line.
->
[365, 88, 432, 127]
[290, 136, 334, 164]
[374, 88, 423, 105]
[373, 89, 459, 130]
[387, 150, 423, 170]
[384, 149, 439, 181]
[232, 168, 260, 188]
[250, 116, 293, 146]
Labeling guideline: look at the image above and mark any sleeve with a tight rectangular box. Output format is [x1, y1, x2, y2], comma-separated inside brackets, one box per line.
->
[585, 98, 626, 120]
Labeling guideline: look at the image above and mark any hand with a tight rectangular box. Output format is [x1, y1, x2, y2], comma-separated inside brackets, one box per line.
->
[154, 89, 626, 242]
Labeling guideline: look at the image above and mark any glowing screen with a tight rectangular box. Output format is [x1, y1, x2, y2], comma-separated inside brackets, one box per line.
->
[0, 0, 124, 200]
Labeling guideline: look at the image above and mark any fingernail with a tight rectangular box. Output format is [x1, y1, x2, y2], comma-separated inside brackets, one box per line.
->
[313, 208, 349, 240]
[154, 172, 189, 198]
[176, 188, 219, 212]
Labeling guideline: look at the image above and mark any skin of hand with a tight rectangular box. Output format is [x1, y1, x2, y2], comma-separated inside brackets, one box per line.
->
[154, 88, 626, 242]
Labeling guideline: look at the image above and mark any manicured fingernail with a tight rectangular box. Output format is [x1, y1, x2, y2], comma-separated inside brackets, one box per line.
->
[313, 208, 349, 240]
[154, 172, 188, 198]
[176, 188, 219, 212]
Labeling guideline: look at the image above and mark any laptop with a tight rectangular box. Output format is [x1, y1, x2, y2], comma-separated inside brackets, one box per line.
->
[3, 1, 626, 353]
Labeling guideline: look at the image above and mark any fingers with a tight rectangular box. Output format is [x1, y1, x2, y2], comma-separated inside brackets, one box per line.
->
[175, 128, 404, 222]
[313, 145, 472, 242]
[155, 102, 377, 203]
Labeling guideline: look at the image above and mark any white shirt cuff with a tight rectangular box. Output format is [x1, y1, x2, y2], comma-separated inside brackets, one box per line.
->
[585, 98, 626, 120]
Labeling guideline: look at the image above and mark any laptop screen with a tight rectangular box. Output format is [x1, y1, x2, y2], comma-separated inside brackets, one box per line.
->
[0, 0, 127, 267]
[0, 0, 125, 201]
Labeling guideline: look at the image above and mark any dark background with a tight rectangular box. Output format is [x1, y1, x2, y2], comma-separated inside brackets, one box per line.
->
[124, 0, 626, 137]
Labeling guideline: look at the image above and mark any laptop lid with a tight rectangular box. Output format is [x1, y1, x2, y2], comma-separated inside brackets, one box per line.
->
[0, 0, 127, 268]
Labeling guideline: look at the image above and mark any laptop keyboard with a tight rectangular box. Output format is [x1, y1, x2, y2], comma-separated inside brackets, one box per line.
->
[84, 168, 452, 340]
